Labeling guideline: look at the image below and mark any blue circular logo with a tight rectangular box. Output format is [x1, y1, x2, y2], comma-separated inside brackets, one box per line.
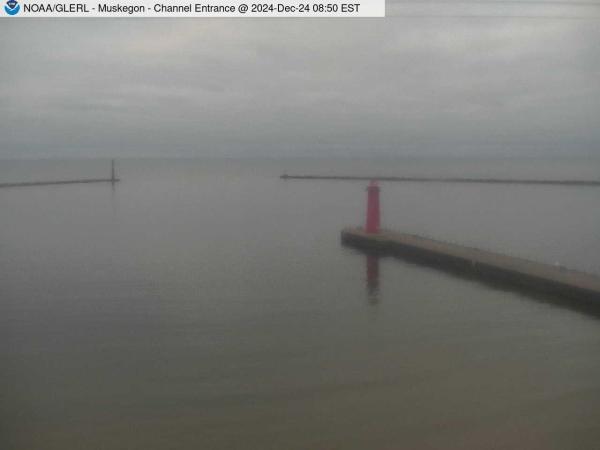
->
[5, 0, 20, 15]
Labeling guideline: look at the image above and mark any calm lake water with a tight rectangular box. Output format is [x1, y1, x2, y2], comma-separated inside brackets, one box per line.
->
[1, 158, 600, 449]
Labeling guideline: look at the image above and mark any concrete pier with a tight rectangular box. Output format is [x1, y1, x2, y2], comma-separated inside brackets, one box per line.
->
[341, 227, 600, 302]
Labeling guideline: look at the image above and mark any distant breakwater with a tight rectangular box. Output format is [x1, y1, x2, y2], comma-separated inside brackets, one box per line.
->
[281, 174, 600, 186]
[0, 178, 119, 189]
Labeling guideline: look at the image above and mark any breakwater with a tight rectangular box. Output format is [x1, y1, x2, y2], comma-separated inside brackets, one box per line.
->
[0, 159, 119, 189]
[341, 227, 600, 303]
[0, 178, 119, 189]
[282, 174, 600, 185]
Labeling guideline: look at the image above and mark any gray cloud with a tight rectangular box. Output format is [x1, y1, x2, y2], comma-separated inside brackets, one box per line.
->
[1, 5, 599, 158]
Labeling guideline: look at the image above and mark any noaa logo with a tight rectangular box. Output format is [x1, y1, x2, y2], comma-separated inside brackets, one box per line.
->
[4, 0, 20, 15]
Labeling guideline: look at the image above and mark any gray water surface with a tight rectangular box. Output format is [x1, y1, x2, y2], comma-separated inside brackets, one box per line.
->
[1, 158, 600, 450]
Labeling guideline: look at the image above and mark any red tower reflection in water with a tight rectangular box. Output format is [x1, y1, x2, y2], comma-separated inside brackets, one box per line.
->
[366, 255, 380, 304]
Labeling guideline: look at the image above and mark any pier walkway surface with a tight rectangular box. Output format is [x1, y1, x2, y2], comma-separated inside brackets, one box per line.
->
[342, 227, 600, 302]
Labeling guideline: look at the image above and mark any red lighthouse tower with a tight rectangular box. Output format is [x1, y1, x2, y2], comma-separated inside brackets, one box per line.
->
[365, 180, 380, 234]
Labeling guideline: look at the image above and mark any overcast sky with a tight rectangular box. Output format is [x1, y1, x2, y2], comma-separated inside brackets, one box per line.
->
[1, 1, 599, 158]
